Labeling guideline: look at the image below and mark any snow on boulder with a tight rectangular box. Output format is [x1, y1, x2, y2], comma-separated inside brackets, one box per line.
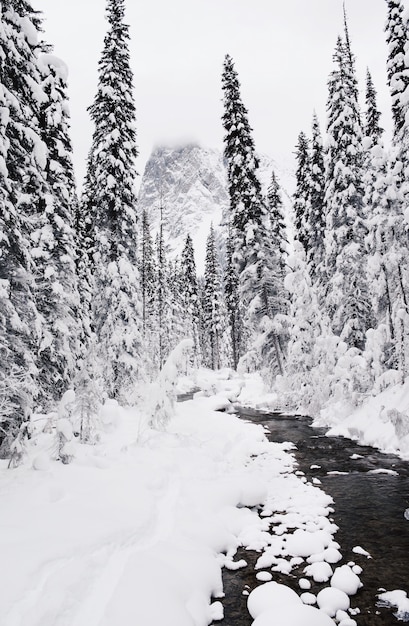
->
[299, 578, 311, 590]
[286, 529, 329, 558]
[330, 565, 362, 595]
[251, 603, 336, 625]
[377, 589, 409, 621]
[247, 582, 302, 619]
[304, 561, 333, 583]
[301, 592, 317, 605]
[322, 547, 342, 564]
[317, 587, 350, 616]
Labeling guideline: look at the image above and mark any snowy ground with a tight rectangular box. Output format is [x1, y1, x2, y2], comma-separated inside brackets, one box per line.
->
[1, 368, 394, 626]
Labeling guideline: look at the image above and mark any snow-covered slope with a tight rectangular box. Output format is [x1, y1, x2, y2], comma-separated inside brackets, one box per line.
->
[138, 143, 295, 273]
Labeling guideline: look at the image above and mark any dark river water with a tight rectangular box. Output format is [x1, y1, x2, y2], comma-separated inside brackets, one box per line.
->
[213, 409, 409, 626]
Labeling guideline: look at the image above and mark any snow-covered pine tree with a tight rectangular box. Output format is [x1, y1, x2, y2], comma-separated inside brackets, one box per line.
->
[278, 242, 337, 414]
[362, 69, 401, 376]
[84, 0, 143, 401]
[323, 36, 372, 352]
[0, 0, 49, 448]
[203, 224, 226, 370]
[221, 55, 265, 359]
[381, 4, 409, 380]
[181, 234, 202, 365]
[224, 228, 241, 369]
[365, 68, 384, 142]
[308, 113, 326, 279]
[221, 54, 287, 372]
[385, 0, 408, 138]
[153, 224, 175, 370]
[293, 131, 311, 255]
[266, 169, 287, 268]
[140, 209, 155, 333]
[342, 4, 360, 115]
[36, 54, 80, 406]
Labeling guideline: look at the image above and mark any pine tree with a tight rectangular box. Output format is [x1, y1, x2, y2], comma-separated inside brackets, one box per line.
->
[84, 0, 143, 400]
[154, 223, 172, 370]
[221, 54, 287, 369]
[224, 228, 241, 368]
[293, 132, 311, 254]
[140, 209, 155, 333]
[203, 225, 225, 370]
[385, 0, 408, 138]
[323, 36, 372, 351]
[365, 68, 384, 142]
[36, 55, 80, 406]
[0, 0, 48, 446]
[266, 169, 287, 266]
[221, 55, 265, 262]
[181, 234, 202, 365]
[308, 113, 326, 278]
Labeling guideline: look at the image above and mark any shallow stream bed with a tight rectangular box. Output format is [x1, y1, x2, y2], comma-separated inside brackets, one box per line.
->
[214, 409, 409, 626]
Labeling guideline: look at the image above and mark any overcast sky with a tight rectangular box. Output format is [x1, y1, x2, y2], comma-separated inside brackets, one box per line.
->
[34, 0, 396, 186]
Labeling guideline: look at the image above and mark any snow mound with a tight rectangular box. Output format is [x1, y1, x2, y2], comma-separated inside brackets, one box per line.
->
[247, 582, 301, 618]
[377, 589, 409, 621]
[251, 603, 336, 625]
[317, 587, 350, 616]
[330, 565, 362, 595]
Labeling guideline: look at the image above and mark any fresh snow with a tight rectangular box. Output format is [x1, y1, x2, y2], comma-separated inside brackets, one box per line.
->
[0, 369, 373, 626]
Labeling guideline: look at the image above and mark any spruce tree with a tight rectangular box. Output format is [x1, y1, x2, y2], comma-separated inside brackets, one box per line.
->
[221, 54, 287, 370]
[293, 132, 311, 255]
[203, 225, 225, 370]
[0, 0, 47, 445]
[224, 229, 241, 369]
[36, 55, 80, 406]
[266, 170, 287, 266]
[365, 69, 384, 142]
[323, 36, 372, 351]
[308, 113, 326, 278]
[181, 234, 202, 365]
[140, 209, 155, 333]
[84, 0, 143, 400]
[385, 0, 408, 138]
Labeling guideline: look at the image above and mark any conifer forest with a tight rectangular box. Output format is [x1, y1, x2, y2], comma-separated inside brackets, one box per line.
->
[1, 2, 409, 625]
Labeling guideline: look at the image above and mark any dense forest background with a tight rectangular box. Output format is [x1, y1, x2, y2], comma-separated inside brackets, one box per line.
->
[1, 0, 409, 460]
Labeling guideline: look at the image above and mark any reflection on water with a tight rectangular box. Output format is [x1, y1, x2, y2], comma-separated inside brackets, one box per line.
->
[213, 410, 409, 626]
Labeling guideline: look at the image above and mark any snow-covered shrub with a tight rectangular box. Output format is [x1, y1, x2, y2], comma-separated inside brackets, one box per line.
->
[73, 363, 102, 443]
[148, 338, 194, 429]
[56, 390, 76, 464]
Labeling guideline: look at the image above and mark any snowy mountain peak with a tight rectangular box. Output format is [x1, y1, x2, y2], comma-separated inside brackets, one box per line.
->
[138, 143, 295, 273]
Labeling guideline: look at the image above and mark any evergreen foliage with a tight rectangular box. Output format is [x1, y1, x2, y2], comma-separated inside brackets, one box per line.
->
[293, 132, 311, 254]
[266, 169, 287, 266]
[308, 113, 326, 278]
[203, 225, 225, 370]
[221, 54, 288, 371]
[323, 36, 372, 351]
[36, 55, 80, 407]
[365, 69, 384, 142]
[83, 0, 143, 401]
[0, 0, 46, 443]
[385, 0, 408, 138]
[181, 234, 202, 365]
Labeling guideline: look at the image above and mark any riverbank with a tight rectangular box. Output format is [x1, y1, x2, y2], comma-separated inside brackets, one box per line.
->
[0, 374, 337, 626]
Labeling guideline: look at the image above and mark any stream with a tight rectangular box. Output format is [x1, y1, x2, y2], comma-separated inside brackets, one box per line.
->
[215, 408, 409, 626]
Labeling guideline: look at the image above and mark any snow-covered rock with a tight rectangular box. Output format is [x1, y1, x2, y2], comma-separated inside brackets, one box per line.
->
[138, 143, 295, 273]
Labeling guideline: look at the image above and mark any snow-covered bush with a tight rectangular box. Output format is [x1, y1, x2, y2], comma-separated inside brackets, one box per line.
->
[148, 338, 194, 429]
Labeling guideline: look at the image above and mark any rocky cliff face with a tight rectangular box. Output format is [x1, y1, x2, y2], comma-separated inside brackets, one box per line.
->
[138, 143, 295, 273]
